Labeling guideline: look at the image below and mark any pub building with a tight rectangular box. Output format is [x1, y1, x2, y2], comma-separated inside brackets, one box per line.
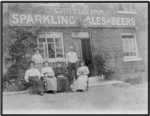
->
[4, 3, 147, 81]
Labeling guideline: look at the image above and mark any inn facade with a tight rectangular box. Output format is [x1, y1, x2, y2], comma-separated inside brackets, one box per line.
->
[3, 3, 147, 81]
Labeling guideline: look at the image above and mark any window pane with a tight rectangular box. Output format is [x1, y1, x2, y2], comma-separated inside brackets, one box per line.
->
[55, 38, 63, 58]
[39, 49, 44, 58]
[123, 39, 129, 52]
[47, 38, 54, 42]
[38, 43, 43, 48]
[38, 38, 46, 43]
[55, 38, 61, 42]
[48, 43, 55, 58]
[38, 43, 45, 58]
[39, 49, 43, 53]
[122, 32, 137, 57]
[129, 39, 135, 52]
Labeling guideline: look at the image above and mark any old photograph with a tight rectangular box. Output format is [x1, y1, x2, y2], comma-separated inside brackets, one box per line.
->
[2, 2, 148, 114]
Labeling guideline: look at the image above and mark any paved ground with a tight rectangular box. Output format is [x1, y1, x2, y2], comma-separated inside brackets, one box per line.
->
[3, 82, 148, 114]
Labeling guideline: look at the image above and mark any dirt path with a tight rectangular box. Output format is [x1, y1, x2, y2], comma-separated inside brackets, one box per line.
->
[3, 84, 148, 114]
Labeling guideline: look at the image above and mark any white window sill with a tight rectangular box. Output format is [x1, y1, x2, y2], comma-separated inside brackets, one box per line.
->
[117, 11, 137, 14]
[123, 57, 142, 62]
[43, 58, 66, 63]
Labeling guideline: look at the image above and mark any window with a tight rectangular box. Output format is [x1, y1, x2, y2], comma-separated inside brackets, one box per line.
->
[37, 32, 65, 61]
[117, 3, 136, 14]
[122, 32, 142, 62]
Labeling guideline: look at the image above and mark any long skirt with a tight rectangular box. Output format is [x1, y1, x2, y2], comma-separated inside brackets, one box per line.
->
[29, 76, 45, 94]
[35, 64, 42, 72]
[57, 76, 70, 92]
[43, 76, 57, 91]
[73, 75, 88, 91]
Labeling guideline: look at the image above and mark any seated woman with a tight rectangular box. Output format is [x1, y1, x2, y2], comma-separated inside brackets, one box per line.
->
[41, 61, 57, 93]
[74, 61, 89, 92]
[24, 61, 45, 96]
[54, 62, 70, 92]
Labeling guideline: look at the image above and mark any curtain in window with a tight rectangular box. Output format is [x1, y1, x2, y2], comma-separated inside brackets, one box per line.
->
[122, 34, 137, 57]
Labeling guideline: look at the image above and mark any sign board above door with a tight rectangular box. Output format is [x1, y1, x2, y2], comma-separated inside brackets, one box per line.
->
[72, 32, 89, 38]
[9, 6, 136, 28]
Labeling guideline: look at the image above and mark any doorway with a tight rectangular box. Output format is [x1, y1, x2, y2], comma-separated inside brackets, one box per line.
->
[81, 39, 92, 68]
[72, 32, 93, 76]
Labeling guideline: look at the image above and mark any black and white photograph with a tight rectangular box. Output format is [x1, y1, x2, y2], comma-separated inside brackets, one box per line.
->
[2, 1, 148, 114]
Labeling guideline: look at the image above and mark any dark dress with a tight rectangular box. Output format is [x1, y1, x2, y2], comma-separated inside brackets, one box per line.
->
[54, 67, 70, 92]
[29, 76, 45, 94]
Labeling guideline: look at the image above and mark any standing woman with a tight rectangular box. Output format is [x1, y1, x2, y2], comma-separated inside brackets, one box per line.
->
[74, 61, 89, 92]
[41, 61, 57, 93]
[24, 61, 45, 96]
[54, 62, 70, 92]
[32, 48, 43, 72]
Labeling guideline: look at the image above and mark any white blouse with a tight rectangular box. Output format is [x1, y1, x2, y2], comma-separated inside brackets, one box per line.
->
[24, 68, 41, 82]
[41, 67, 55, 77]
[32, 53, 43, 64]
[77, 66, 89, 76]
[66, 51, 78, 64]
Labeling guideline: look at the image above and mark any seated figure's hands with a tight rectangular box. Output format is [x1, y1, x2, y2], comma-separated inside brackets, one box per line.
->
[57, 74, 64, 78]
[80, 70, 85, 75]
[44, 72, 53, 76]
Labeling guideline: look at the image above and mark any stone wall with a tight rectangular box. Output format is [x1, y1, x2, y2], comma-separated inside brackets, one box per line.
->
[90, 27, 146, 81]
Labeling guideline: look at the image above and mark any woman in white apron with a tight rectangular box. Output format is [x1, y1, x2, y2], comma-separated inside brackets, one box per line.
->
[74, 61, 89, 92]
[41, 61, 57, 93]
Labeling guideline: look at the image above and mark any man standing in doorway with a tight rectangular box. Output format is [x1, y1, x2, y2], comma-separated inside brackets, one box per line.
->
[66, 46, 78, 86]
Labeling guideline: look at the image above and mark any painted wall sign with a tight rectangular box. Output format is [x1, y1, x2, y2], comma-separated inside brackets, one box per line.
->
[9, 7, 136, 27]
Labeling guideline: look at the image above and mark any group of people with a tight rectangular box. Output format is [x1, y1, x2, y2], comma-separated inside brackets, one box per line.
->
[24, 46, 89, 96]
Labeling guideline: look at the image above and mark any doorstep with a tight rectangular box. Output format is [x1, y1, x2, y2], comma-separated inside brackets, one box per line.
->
[3, 76, 126, 96]
[89, 76, 125, 87]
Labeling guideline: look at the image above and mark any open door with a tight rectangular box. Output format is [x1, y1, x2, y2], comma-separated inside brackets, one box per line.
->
[73, 39, 83, 61]
[81, 39, 92, 66]
[72, 31, 93, 76]
[81, 39, 93, 76]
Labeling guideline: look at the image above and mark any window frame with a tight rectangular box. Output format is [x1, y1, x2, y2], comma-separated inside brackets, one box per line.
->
[121, 32, 142, 62]
[117, 3, 137, 14]
[37, 32, 66, 63]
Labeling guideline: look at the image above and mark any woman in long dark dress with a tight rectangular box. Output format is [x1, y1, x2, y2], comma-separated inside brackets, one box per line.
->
[24, 61, 45, 96]
[54, 62, 70, 92]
